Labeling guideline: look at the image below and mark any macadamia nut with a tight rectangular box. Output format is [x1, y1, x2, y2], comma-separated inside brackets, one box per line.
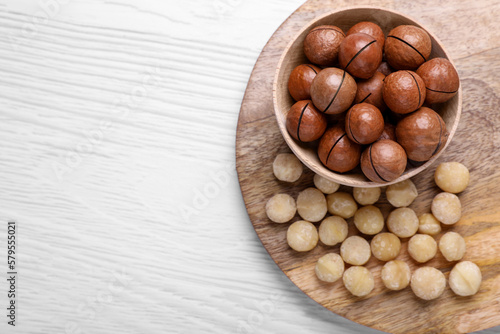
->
[341, 236, 371, 265]
[431, 192, 462, 225]
[315, 253, 345, 283]
[449, 261, 482, 296]
[439, 231, 466, 261]
[354, 205, 384, 235]
[297, 188, 327, 222]
[381, 260, 411, 290]
[386, 179, 418, 207]
[314, 174, 340, 194]
[353, 187, 381, 205]
[435, 162, 470, 193]
[371, 233, 401, 261]
[273, 153, 303, 182]
[327, 192, 358, 219]
[343, 266, 374, 297]
[287, 221, 318, 252]
[411, 267, 446, 300]
[387, 208, 419, 238]
[266, 193, 297, 223]
[408, 234, 437, 263]
[418, 213, 442, 235]
[319, 216, 348, 246]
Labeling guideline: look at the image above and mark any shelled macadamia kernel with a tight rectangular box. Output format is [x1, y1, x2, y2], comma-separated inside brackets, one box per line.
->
[371, 233, 401, 261]
[381, 260, 411, 291]
[449, 261, 482, 296]
[434, 162, 470, 193]
[408, 234, 437, 263]
[354, 205, 384, 235]
[431, 192, 462, 225]
[315, 253, 345, 283]
[314, 174, 340, 194]
[266, 193, 296, 223]
[343, 266, 374, 297]
[387, 208, 419, 238]
[273, 153, 303, 182]
[319, 216, 348, 246]
[386, 179, 418, 207]
[439, 232, 466, 261]
[418, 213, 442, 236]
[411, 267, 446, 300]
[297, 188, 327, 222]
[341, 236, 371, 265]
[353, 187, 381, 205]
[327, 192, 358, 219]
[287, 221, 318, 252]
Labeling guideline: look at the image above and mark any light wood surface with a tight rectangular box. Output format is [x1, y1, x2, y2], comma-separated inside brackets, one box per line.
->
[236, 1, 500, 333]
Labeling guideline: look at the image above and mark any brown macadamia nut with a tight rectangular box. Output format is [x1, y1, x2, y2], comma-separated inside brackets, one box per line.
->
[396, 107, 448, 162]
[385, 25, 432, 70]
[382, 260, 411, 290]
[431, 192, 462, 225]
[434, 162, 470, 194]
[416, 58, 460, 104]
[378, 123, 396, 141]
[311, 68, 357, 114]
[314, 174, 340, 194]
[287, 220, 318, 252]
[319, 216, 348, 246]
[418, 213, 442, 235]
[315, 253, 345, 283]
[408, 234, 437, 263]
[449, 261, 482, 296]
[347, 21, 385, 49]
[339, 33, 382, 79]
[361, 139, 407, 183]
[288, 64, 322, 101]
[411, 267, 446, 300]
[354, 71, 387, 111]
[343, 266, 374, 297]
[387, 207, 419, 238]
[371, 233, 401, 261]
[354, 205, 384, 235]
[439, 231, 466, 261]
[318, 125, 361, 173]
[304, 25, 345, 66]
[296, 187, 327, 222]
[345, 103, 385, 145]
[327, 192, 358, 219]
[286, 100, 327, 142]
[377, 62, 393, 76]
[273, 153, 303, 182]
[353, 187, 381, 205]
[266, 193, 296, 223]
[383, 70, 426, 114]
[386, 179, 418, 207]
[341, 236, 371, 265]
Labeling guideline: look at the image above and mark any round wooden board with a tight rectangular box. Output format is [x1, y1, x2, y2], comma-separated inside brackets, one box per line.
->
[235, 1, 500, 333]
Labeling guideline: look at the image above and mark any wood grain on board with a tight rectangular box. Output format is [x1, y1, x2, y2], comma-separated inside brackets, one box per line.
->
[236, 1, 500, 333]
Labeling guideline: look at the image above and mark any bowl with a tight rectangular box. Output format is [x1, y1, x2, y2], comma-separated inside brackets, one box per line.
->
[273, 7, 462, 187]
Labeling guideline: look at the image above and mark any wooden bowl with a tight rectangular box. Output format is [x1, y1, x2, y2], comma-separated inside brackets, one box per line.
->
[273, 7, 462, 187]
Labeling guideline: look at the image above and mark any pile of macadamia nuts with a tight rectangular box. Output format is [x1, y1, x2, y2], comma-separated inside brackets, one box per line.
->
[267, 154, 481, 299]
[286, 22, 460, 182]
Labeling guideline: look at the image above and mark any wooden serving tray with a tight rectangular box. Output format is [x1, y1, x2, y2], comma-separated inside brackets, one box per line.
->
[236, 1, 500, 333]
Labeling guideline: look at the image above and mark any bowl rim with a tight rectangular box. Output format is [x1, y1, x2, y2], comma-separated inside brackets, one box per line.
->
[272, 6, 462, 188]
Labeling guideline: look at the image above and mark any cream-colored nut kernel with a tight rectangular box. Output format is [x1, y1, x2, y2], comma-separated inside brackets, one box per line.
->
[297, 188, 327, 222]
[435, 162, 470, 193]
[439, 231, 466, 261]
[341, 236, 371, 265]
[327, 192, 358, 219]
[431, 192, 462, 225]
[273, 153, 303, 182]
[387, 208, 419, 238]
[314, 174, 340, 194]
[287, 220, 318, 252]
[386, 179, 418, 207]
[408, 234, 437, 263]
[418, 213, 442, 235]
[449, 261, 482, 296]
[411, 267, 446, 300]
[371, 233, 401, 261]
[353, 187, 381, 206]
[343, 266, 374, 297]
[265, 193, 296, 223]
[319, 216, 348, 246]
[315, 253, 345, 283]
[354, 206, 384, 235]
[381, 260, 411, 290]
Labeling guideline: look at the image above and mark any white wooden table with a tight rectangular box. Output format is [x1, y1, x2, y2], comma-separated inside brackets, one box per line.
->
[0, 1, 498, 333]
